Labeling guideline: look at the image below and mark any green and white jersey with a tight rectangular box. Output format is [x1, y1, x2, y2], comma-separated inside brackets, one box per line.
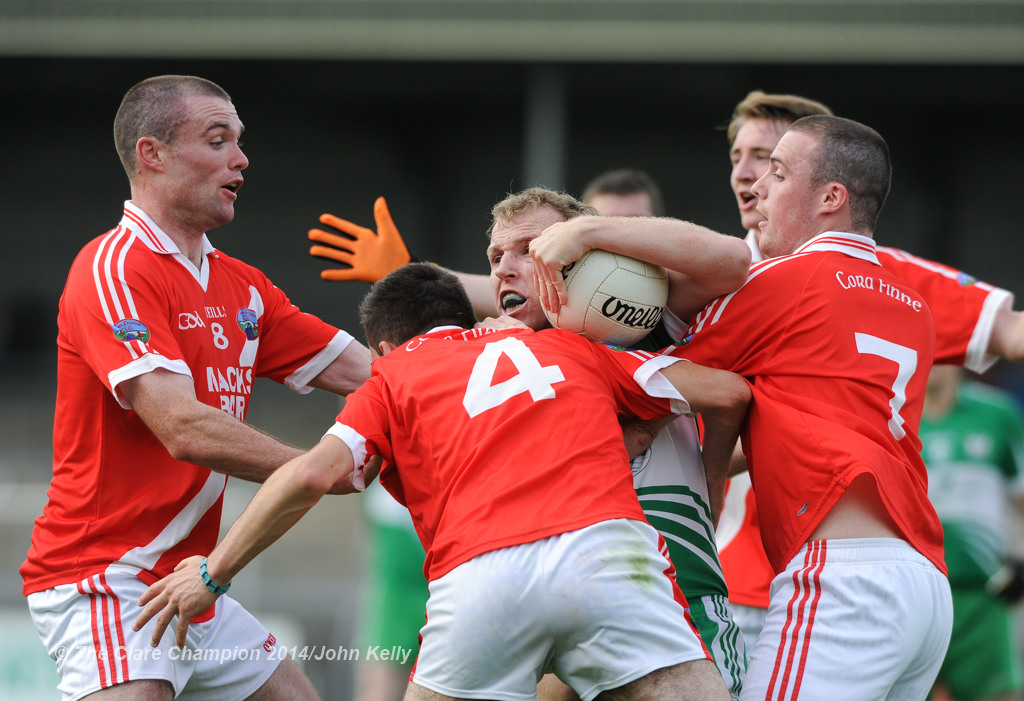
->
[921, 381, 1024, 586]
[631, 415, 728, 598]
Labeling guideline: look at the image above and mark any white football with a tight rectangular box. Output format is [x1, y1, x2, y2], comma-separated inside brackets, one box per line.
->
[544, 248, 669, 347]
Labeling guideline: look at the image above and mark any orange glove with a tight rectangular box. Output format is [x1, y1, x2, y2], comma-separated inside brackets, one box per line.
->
[308, 197, 413, 283]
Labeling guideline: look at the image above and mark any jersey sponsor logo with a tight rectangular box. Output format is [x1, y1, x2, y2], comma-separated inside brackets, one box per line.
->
[178, 312, 206, 330]
[111, 319, 150, 343]
[206, 306, 227, 319]
[956, 271, 977, 286]
[600, 297, 663, 331]
[207, 365, 254, 419]
[236, 308, 260, 340]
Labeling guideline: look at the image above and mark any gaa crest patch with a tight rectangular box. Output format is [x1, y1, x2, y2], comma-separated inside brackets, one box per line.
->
[237, 308, 260, 340]
[112, 319, 150, 343]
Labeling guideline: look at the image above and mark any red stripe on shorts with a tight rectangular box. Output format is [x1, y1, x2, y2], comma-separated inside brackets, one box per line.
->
[99, 572, 132, 682]
[764, 541, 826, 700]
[79, 578, 110, 689]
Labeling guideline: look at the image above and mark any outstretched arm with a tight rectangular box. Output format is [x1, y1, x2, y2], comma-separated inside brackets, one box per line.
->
[308, 197, 498, 318]
[133, 434, 360, 648]
[529, 216, 750, 322]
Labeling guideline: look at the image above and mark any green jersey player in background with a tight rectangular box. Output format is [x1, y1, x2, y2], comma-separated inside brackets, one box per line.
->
[920, 364, 1024, 701]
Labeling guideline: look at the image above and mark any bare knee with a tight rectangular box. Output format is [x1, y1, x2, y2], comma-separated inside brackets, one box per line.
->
[245, 656, 320, 701]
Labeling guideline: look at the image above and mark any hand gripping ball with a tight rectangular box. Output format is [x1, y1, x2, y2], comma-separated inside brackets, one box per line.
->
[544, 248, 668, 347]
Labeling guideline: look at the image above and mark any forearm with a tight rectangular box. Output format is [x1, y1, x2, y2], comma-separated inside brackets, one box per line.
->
[453, 270, 498, 318]
[204, 452, 333, 585]
[699, 412, 747, 528]
[172, 405, 305, 482]
[536, 216, 749, 321]
[574, 216, 749, 284]
[310, 340, 373, 395]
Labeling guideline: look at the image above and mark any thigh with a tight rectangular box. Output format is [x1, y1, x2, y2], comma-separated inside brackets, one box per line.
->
[410, 541, 552, 701]
[548, 520, 712, 701]
[28, 569, 290, 701]
[28, 573, 198, 700]
[742, 539, 952, 701]
[596, 659, 730, 701]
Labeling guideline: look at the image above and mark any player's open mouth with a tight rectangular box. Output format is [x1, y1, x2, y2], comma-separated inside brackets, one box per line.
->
[223, 181, 241, 193]
[501, 292, 527, 312]
[739, 192, 756, 206]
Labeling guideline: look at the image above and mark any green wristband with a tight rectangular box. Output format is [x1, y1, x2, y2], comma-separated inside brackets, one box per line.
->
[199, 557, 231, 595]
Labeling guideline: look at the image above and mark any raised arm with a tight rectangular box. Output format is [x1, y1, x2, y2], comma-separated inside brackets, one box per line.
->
[529, 215, 751, 322]
[308, 196, 497, 318]
[133, 434, 359, 648]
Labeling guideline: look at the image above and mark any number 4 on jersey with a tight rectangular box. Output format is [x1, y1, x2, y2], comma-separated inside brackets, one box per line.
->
[463, 337, 566, 418]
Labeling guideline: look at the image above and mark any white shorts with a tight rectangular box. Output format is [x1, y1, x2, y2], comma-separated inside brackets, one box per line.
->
[730, 601, 768, 664]
[26, 567, 284, 701]
[411, 518, 710, 701]
[742, 539, 952, 701]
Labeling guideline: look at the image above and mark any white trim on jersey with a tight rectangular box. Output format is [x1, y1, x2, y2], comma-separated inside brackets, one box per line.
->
[284, 330, 356, 393]
[326, 422, 370, 490]
[115, 470, 227, 573]
[966, 287, 1014, 373]
[633, 355, 690, 415]
[108, 354, 193, 409]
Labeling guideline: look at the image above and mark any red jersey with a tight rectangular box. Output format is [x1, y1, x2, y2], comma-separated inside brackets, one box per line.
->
[876, 246, 1012, 372]
[676, 232, 944, 574]
[21, 202, 352, 595]
[718, 232, 1010, 605]
[327, 325, 687, 581]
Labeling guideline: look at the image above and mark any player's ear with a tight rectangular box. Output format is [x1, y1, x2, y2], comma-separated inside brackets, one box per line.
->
[378, 340, 398, 357]
[820, 182, 847, 214]
[136, 136, 166, 173]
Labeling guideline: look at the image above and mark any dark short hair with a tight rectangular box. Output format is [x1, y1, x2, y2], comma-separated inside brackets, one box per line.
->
[789, 115, 892, 233]
[359, 263, 478, 351]
[581, 168, 665, 216]
[114, 75, 231, 180]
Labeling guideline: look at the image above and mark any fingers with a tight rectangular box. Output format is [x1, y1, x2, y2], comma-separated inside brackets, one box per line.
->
[318, 213, 369, 237]
[373, 197, 396, 235]
[308, 229, 356, 250]
[309, 243, 354, 265]
[321, 268, 378, 284]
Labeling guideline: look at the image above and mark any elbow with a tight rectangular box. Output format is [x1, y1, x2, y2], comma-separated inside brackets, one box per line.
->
[717, 375, 752, 421]
[725, 244, 752, 287]
[293, 454, 350, 501]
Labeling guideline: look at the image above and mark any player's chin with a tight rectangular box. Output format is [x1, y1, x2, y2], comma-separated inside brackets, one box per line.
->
[512, 305, 549, 332]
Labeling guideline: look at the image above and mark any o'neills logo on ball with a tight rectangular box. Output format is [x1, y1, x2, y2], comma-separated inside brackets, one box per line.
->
[600, 298, 663, 329]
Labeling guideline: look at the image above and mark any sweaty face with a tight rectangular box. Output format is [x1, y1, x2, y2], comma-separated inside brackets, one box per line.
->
[487, 205, 564, 331]
[730, 118, 789, 233]
[750, 130, 823, 258]
[159, 95, 248, 235]
[587, 192, 655, 217]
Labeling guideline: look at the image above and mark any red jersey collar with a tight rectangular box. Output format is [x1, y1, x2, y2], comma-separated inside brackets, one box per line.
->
[120, 201, 216, 260]
[793, 231, 879, 265]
